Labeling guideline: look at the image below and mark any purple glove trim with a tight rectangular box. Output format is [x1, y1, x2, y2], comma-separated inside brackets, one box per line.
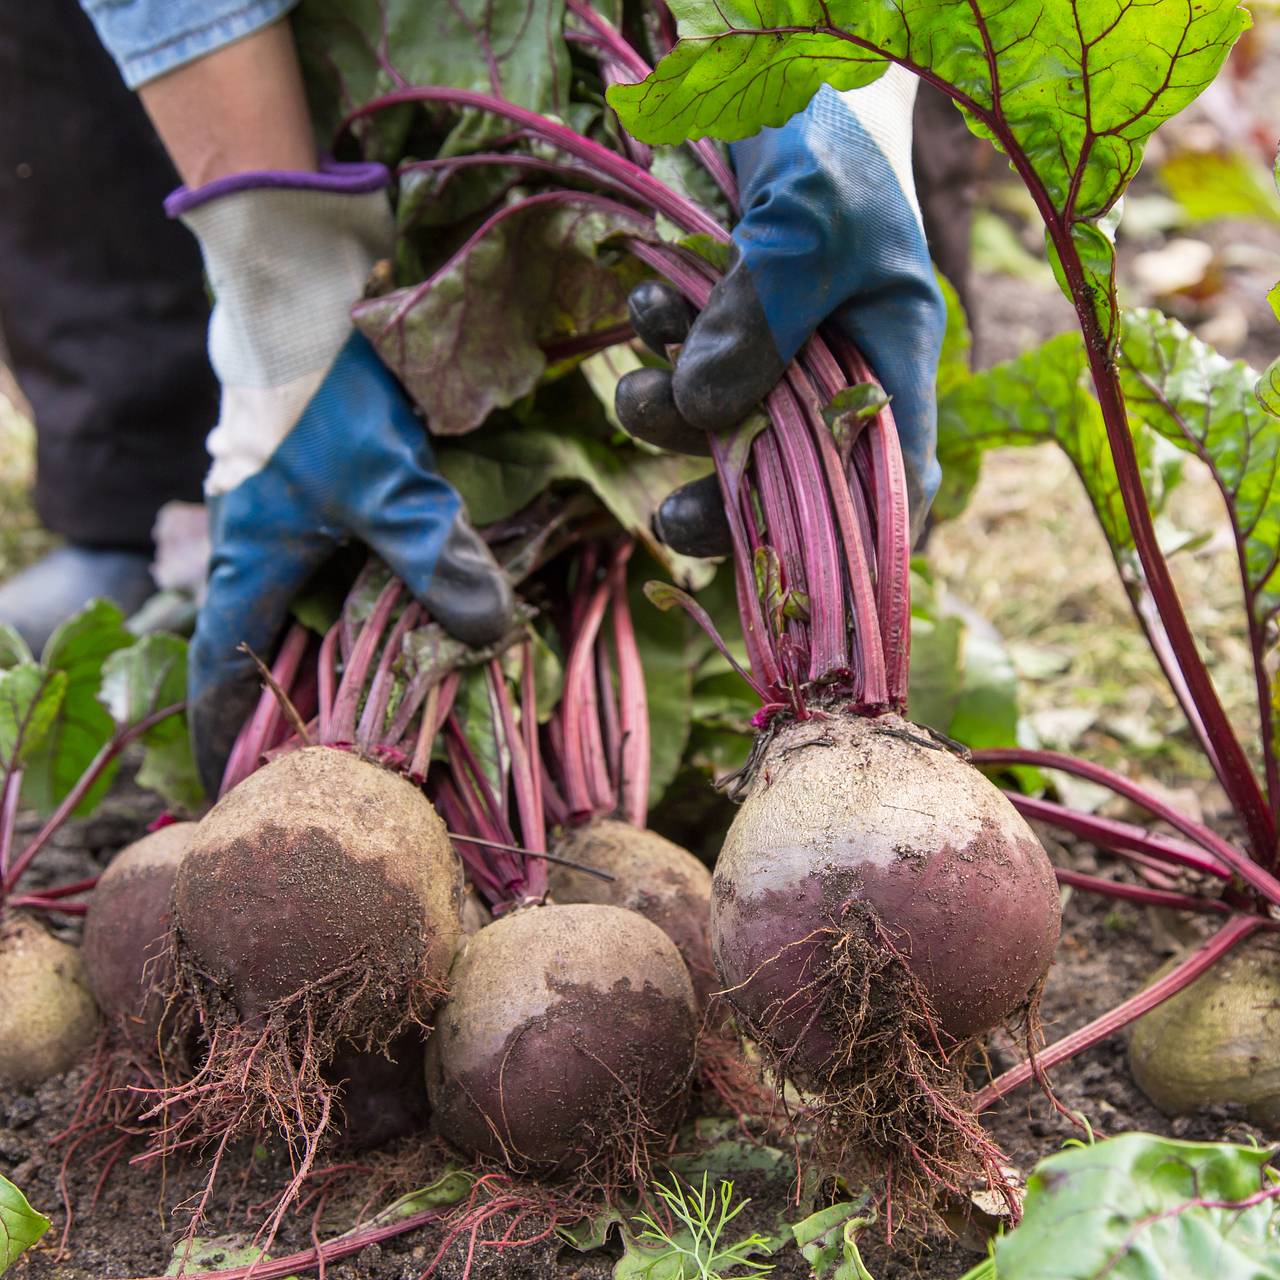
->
[165, 158, 389, 218]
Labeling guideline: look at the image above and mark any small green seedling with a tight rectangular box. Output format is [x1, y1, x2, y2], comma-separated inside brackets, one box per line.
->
[631, 1173, 774, 1280]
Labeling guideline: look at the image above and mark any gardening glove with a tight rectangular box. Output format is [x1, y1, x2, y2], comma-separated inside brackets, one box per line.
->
[615, 69, 946, 554]
[170, 160, 514, 793]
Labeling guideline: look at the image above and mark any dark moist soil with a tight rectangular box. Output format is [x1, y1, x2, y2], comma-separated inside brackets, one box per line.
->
[3, 801, 1268, 1280]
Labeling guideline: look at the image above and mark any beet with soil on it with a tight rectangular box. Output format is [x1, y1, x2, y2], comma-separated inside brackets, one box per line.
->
[153, 746, 463, 1183]
[172, 745, 462, 1037]
[1129, 936, 1280, 1127]
[0, 912, 100, 1088]
[714, 714, 1060, 1064]
[82, 821, 196, 1051]
[426, 902, 698, 1176]
[712, 712, 1060, 1205]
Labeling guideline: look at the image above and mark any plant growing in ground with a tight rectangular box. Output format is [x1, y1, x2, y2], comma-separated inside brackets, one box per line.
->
[631, 1173, 774, 1280]
[605, 0, 1280, 1126]
[0, 609, 195, 1089]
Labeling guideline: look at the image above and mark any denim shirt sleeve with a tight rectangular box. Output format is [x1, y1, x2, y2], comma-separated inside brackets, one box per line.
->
[79, 0, 298, 88]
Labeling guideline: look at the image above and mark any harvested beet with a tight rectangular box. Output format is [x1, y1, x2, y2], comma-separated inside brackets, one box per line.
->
[154, 747, 462, 1205]
[426, 902, 697, 1175]
[1129, 936, 1280, 1126]
[714, 715, 1058, 1063]
[712, 713, 1059, 1205]
[0, 913, 100, 1087]
[82, 821, 195, 1050]
[551, 820, 715, 1007]
[173, 746, 461, 1032]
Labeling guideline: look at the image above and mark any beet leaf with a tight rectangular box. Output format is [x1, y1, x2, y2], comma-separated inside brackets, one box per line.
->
[1117, 309, 1280, 800]
[987, 1133, 1280, 1280]
[609, 0, 1248, 352]
[295, 0, 571, 158]
[935, 332, 1171, 550]
[354, 196, 653, 434]
[19, 601, 134, 817]
[97, 634, 201, 812]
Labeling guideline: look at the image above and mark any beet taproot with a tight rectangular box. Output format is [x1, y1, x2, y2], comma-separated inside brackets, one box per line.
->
[82, 821, 195, 1049]
[0, 913, 100, 1087]
[426, 903, 697, 1175]
[173, 746, 461, 1037]
[713, 714, 1059, 1071]
[151, 748, 462, 1186]
[710, 713, 1058, 1214]
[551, 820, 715, 1007]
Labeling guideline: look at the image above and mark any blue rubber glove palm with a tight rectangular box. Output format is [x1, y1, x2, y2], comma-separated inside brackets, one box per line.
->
[615, 70, 946, 550]
[171, 163, 513, 792]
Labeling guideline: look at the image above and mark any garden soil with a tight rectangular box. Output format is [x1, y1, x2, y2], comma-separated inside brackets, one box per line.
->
[1, 780, 1265, 1280]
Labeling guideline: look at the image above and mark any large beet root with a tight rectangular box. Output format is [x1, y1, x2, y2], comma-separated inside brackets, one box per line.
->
[173, 747, 462, 1037]
[152, 749, 463, 1188]
[82, 821, 195, 1048]
[711, 713, 1058, 1215]
[426, 903, 697, 1174]
[551, 820, 715, 1007]
[0, 913, 99, 1087]
[713, 714, 1059, 1074]
[1129, 937, 1280, 1126]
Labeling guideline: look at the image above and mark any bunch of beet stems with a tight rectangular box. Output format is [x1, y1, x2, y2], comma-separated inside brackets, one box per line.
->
[0, 702, 184, 919]
[431, 642, 548, 913]
[431, 540, 642, 910]
[540, 540, 650, 830]
[219, 568, 453, 796]
[340, 24, 1280, 1121]
[218, 493, 601, 795]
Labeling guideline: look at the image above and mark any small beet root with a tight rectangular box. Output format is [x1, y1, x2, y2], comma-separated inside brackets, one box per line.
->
[82, 821, 195, 1052]
[0, 913, 100, 1087]
[712, 713, 1060, 1220]
[426, 903, 698, 1180]
[1129, 937, 1280, 1127]
[551, 820, 715, 1008]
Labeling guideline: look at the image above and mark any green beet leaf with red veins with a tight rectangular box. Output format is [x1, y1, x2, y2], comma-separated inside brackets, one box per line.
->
[607, 0, 1249, 354]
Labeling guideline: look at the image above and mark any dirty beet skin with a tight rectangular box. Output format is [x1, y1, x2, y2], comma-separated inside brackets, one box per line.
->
[713, 714, 1061, 1076]
[427, 902, 698, 1173]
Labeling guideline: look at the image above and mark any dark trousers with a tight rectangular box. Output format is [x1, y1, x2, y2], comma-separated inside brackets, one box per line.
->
[0, 0, 215, 550]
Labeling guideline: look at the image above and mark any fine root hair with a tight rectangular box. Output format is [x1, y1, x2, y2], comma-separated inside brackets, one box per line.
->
[739, 901, 1022, 1237]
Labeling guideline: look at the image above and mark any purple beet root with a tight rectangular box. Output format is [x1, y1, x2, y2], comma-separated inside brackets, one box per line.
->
[82, 822, 195, 1050]
[551, 820, 715, 1008]
[172, 748, 462, 1034]
[426, 903, 697, 1176]
[711, 713, 1059, 1216]
[713, 714, 1060, 1075]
